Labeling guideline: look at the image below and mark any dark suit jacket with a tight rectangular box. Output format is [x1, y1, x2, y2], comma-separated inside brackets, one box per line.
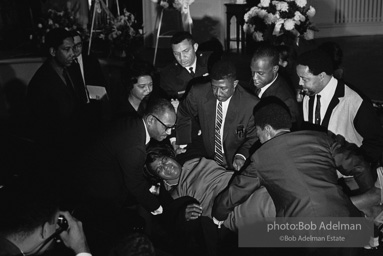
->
[27, 60, 79, 145]
[160, 51, 211, 99]
[261, 75, 300, 127]
[177, 83, 259, 169]
[79, 117, 161, 212]
[68, 53, 107, 102]
[213, 131, 374, 220]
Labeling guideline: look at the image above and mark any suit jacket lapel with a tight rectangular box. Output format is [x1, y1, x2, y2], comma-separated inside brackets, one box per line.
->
[223, 88, 240, 141]
[204, 90, 217, 152]
[322, 80, 344, 128]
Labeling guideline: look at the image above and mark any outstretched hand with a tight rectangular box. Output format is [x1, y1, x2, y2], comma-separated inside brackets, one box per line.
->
[185, 203, 203, 221]
[58, 211, 90, 254]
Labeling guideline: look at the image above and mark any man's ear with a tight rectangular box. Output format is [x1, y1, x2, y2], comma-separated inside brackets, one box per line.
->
[264, 124, 276, 140]
[146, 115, 155, 127]
[41, 222, 52, 239]
[273, 65, 279, 73]
[49, 47, 56, 57]
[233, 80, 239, 89]
[193, 43, 199, 53]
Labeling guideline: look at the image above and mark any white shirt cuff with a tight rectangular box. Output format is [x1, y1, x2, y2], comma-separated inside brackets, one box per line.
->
[213, 217, 224, 228]
[151, 205, 163, 215]
[235, 154, 246, 161]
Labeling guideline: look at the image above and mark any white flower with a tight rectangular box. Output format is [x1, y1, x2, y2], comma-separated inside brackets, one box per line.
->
[303, 29, 315, 40]
[265, 13, 277, 24]
[259, 0, 271, 8]
[284, 19, 295, 30]
[295, 0, 307, 8]
[294, 11, 306, 22]
[307, 6, 316, 18]
[258, 9, 268, 18]
[37, 23, 43, 28]
[253, 31, 264, 41]
[276, 2, 289, 12]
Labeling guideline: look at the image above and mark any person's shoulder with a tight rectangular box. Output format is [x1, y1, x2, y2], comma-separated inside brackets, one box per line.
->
[237, 84, 259, 100]
[160, 60, 182, 74]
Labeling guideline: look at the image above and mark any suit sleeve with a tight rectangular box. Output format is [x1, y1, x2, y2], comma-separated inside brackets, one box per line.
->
[354, 100, 383, 164]
[160, 67, 178, 99]
[176, 87, 199, 144]
[212, 165, 262, 221]
[236, 100, 258, 159]
[117, 147, 161, 212]
[331, 137, 374, 193]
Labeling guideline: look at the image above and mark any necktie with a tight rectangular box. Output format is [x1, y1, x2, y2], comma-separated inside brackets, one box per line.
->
[315, 94, 321, 125]
[189, 67, 195, 77]
[255, 88, 261, 97]
[63, 68, 74, 91]
[214, 101, 224, 165]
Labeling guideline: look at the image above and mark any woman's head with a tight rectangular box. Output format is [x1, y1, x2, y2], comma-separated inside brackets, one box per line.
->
[122, 60, 156, 101]
[145, 141, 181, 182]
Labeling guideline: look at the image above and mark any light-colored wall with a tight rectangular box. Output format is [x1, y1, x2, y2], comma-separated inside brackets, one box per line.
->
[143, 0, 383, 47]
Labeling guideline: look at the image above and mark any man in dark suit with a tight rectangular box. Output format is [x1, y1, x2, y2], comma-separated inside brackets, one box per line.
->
[212, 98, 373, 255]
[250, 44, 300, 129]
[176, 60, 259, 171]
[79, 98, 176, 217]
[159, 31, 212, 100]
[27, 28, 80, 149]
[68, 30, 107, 104]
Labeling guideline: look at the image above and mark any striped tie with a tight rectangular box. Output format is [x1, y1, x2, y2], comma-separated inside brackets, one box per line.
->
[214, 101, 224, 165]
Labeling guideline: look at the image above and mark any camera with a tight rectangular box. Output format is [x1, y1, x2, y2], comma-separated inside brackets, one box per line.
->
[57, 215, 69, 231]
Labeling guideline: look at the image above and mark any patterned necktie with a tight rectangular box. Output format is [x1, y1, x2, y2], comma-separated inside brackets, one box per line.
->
[315, 94, 321, 125]
[214, 101, 224, 165]
[189, 67, 195, 77]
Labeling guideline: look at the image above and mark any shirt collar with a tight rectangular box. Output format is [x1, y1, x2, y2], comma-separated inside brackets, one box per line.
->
[317, 76, 337, 98]
[259, 74, 278, 98]
[186, 58, 197, 74]
[142, 119, 150, 145]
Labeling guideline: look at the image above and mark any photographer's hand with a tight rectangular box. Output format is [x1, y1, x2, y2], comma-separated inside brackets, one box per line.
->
[58, 211, 90, 255]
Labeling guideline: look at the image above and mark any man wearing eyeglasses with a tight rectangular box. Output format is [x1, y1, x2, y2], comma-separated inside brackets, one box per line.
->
[68, 30, 106, 104]
[176, 60, 259, 171]
[78, 98, 176, 230]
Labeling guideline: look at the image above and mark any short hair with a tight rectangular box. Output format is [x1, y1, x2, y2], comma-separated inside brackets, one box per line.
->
[121, 60, 156, 92]
[297, 49, 334, 76]
[210, 59, 237, 81]
[70, 30, 82, 40]
[143, 98, 175, 118]
[144, 140, 176, 184]
[253, 97, 292, 130]
[171, 31, 195, 45]
[251, 44, 280, 66]
[0, 175, 59, 238]
[45, 28, 73, 50]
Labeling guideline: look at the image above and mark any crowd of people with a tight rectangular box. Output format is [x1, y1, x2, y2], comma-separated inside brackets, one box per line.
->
[1, 27, 383, 256]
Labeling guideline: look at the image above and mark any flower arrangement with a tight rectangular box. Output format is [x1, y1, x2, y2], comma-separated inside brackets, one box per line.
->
[243, 0, 317, 46]
[152, 0, 195, 12]
[35, 8, 86, 48]
[100, 8, 143, 57]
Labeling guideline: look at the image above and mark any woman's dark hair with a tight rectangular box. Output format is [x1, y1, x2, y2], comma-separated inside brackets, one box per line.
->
[144, 141, 176, 184]
[121, 60, 156, 93]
